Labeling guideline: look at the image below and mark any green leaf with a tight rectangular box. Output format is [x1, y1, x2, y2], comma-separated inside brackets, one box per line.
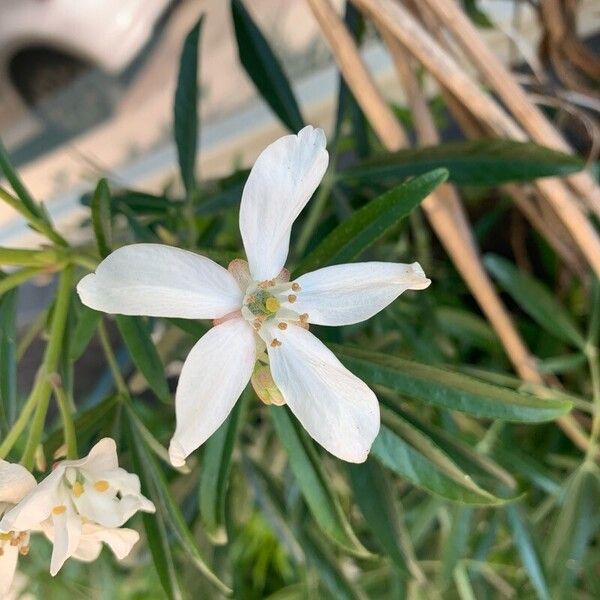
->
[0, 138, 41, 218]
[547, 467, 599, 595]
[127, 409, 232, 596]
[348, 458, 412, 575]
[295, 169, 447, 276]
[199, 393, 247, 543]
[372, 410, 504, 505]
[333, 344, 571, 422]
[505, 503, 551, 600]
[91, 178, 113, 258]
[439, 506, 473, 588]
[484, 254, 586, 349]
[0, 288, 18, 429]
[269, 406, 369, 556]
[127, 417, 183, 600]
[115, 315, 170, 403]
[340, 140, 584, 187]
[69, 302, 102, 361]
[174, 17, 203, 195]
[230, 0, 304, 132]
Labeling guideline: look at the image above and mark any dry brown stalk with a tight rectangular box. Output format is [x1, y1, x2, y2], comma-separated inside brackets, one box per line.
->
[419, 0, 600, 217]
[306, 0, 407, 150]
[348, 0, 600, 276]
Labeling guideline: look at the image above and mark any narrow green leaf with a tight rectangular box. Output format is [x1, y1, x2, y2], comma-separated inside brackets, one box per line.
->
[547, 467, 598, 595]
[174, 17, 203, 194]
[505, 503, 551, 600]
[115, 315, 170, 403]
[127, 418, 183, 600]
[199, 393, 247, 543]
[91, 179, 113, 258]
[0, 289, 18, 428]
[269, 406, 370, 556]
[334, 344, 571, 422]
[484, 254, 586, 349]
[301, 528, 367, 600]
[439, 506, 473, 588]
[348, 458, 412, 575]
[231, 0, 304, 132]
[341, 139, 584, 187]
[295, 169, 447, 276]
[127, 409, 232, 596]
[69, 303, 102, 361]
[0, 138, 41, 218]
[372, 410, 504, 505]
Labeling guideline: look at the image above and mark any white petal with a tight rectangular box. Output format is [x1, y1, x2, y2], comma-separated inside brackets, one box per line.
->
[0, 460, 36, 504]
[0, 469, 63, 532]
[73, 523, 139, 562]
[267, 324, 379, 463]
[64, 437, 119, 473]
[77, 244, 242, 319]
[240, 126, 329, 281]
[50, 507, 82, 576]
[0, 544, 19, 597]
[169, 318, 256, 467]
[293, 262, 431, 326]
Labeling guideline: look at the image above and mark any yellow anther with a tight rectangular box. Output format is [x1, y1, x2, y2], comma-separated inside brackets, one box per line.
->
[291, 282, 301, 291]
[94, 480, 110, 493]
[270, 339, 282, 348]
[72, 481, 84, 498]
[287, 294, 297, 303]
[277, 322, 288, 330]
[52, 505, 66, 515]
[0, 532, 11, 541]
[265, 297, 280, 313]
[299, 313, 309, 322]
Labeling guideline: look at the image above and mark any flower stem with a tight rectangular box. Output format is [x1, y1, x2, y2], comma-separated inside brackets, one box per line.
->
[20, 265, 73, 469]
[51, 379, 78, 460]
[98, 320, 129, 398]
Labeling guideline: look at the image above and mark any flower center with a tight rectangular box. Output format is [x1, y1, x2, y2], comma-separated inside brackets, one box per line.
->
[241, 279, 308, 346]
[0, 530, 30, 556]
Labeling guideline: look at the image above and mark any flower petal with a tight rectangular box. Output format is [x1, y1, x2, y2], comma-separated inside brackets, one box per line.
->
[77, 244, 242, 319]
[0, 469, 63, 532]
[169, 318, 256, 467]
[0, 460, 36, 505]
[50, 506, 82, 576]
[63, 437, 119, 472]
[74, 523, 139, 562]
[267, 324, 379, 463]
[0, 544, 19, 597]
[240, 126, 329, 281]
[292, 262, 431, 326]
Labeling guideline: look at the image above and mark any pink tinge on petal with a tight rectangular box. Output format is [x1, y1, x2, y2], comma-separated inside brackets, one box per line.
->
[213, 309, 243, 327]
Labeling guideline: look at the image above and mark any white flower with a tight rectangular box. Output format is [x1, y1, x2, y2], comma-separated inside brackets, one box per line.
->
[0, 438, 155, 576]
[77, 126, 431, 466]
[0, 460, 36, 597]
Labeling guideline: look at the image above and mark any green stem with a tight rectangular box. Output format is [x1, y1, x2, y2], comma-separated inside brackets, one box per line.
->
[20, 265, 73, 469]
[51, 379, 78, 459]
[0, 185, 67, 247]
[98, 320, 129, 397]
[0, 246, 64, 266]
[0, 266, 48, 295]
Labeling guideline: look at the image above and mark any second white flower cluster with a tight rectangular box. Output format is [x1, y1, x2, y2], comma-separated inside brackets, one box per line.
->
[0, 438, 155, 597]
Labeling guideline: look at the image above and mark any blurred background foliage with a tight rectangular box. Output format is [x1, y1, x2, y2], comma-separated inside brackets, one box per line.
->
[1, 1, 599, 598]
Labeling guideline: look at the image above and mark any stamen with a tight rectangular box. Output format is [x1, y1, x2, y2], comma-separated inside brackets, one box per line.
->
[94, 480, 110, 493]
[270, 339, 282, 348]
[52, 505, 66, 515]
[72, 481, 84, 497]
[287, 294, 297, 303]
[258, 280, 275, 289]
[19, 545, 29, 556]
[299, 313, 309, 322]
[277, 322, 288, 330]
[291, 282, 301, 291]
